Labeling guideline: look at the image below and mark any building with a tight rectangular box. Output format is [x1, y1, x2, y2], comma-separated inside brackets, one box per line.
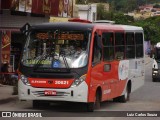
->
[77, 4, 97, 22]
[0, 10, 49, 72]
[0, 0, 74, 72]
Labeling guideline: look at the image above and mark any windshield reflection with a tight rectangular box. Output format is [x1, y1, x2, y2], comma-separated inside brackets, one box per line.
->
[22, 30, 90, 69]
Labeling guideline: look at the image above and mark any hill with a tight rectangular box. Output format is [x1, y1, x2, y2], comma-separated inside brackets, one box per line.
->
[77, 0, 160, 12]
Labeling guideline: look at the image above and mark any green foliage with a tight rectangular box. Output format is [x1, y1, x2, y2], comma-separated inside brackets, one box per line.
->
[153, 4, 160, 8]
[79, 0, 160, 12]
[133, 16, 160, 44]
[76, 0, 160, 44]
[97, 7, 134, 25]
[113, 12, 134, 24]
[97, 4, 110, 20]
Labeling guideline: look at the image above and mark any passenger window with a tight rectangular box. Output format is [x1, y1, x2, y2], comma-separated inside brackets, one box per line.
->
[135, 33, 143, 58]
[92, 33, 102, 64]
[115, 33, 125, 60]
[102, 32, 114, 61]
[126, 33, 135, 59]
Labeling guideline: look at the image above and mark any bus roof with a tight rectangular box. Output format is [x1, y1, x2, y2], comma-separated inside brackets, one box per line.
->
[31, 22, 94, 31]
[31, 22, 143, 32]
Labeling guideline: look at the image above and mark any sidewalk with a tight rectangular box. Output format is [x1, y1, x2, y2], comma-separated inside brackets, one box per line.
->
[0, 84, 18, 104]
[145, 55, 153, 65]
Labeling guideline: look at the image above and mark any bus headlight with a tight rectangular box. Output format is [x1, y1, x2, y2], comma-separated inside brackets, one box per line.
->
[71, 74, 86, 87]
[20, 75, 30, 86]
[153, 70, 158, 73]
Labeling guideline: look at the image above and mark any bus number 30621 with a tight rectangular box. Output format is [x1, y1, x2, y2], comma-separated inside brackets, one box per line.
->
[55, 81, 69, 85]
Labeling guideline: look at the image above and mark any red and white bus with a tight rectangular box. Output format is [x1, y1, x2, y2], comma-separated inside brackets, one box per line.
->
[18, 20, 145, 112]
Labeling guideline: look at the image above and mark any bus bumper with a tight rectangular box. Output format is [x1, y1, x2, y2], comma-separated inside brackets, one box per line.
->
[18, 80, 88, 103]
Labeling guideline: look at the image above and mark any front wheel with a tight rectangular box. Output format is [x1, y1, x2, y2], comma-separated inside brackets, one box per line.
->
[152, 78, 157, 82]
[87, 91, 101, 112]
[33, 100, 41, 109]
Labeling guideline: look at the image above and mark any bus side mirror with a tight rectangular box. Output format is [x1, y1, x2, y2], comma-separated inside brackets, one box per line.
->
[20, 23, 31, 36]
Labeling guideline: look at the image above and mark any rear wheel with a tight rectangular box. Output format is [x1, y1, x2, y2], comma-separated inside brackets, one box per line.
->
[119, 87, 130, 102]
[113, 85, 130, 103]
[87, 90, 101, 112]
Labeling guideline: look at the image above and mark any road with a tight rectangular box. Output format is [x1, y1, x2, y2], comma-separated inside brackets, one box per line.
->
[0, 60, 160, 120]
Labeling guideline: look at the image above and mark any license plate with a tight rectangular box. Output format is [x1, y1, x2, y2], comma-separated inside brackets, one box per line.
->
[44, 90, 56, 96]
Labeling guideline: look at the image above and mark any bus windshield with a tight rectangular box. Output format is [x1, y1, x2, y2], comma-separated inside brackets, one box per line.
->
[21, 30, 91, 69]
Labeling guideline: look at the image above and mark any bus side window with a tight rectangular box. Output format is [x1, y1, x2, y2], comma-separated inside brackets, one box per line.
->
[115, 32, 125, 60]
[92, 33, 102, 64]
[135, 33, 143, 58]
[102, 32, 114, 61]
[126, 33, 135, 59]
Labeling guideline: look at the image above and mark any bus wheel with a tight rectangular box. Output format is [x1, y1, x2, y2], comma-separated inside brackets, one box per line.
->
[113, 86, 130, 103]
[87, 91, 101, 112]
[152, 78, 157, 82]
[119, 86, 130, 103]
[33, 100, 41, 109]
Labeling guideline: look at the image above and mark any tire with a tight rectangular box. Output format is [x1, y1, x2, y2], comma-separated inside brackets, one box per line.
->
[113, 86, 130, 103]
[87, 102, 94, 112]
[119, 86, 130, 103]
[87, 90, 101, 112]
[33, 100, 41, 109]
[152, 78, 156, 82]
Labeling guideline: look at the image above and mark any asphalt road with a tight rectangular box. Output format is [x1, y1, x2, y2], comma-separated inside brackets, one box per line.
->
[0, 60, 160, 120]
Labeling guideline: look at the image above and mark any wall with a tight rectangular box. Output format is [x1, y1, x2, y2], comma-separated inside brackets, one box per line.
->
[77, 4, 97, 22]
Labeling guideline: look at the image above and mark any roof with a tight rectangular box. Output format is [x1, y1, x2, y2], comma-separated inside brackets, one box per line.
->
[31, 22, 94, 31]
[31, 22, 143, 32]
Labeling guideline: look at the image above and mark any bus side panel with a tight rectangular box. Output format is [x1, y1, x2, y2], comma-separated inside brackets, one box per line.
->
[101, 61, 120, 100]
[129, 58, 145, 92]
[87, 60, 128, 103]
[115, 60, 129, 97]
[87, 63, 104, 103]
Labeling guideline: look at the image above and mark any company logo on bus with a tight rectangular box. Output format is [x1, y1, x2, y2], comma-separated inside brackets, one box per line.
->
[48, 80, 53, 84]
[31, 80, 47, 84]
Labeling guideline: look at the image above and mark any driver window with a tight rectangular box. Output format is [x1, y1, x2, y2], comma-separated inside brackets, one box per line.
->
[92, 33, 102, 64]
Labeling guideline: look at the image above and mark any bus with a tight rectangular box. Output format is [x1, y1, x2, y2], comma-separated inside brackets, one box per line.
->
[152, 42, 160, 82]
[18, 20, 145, 112]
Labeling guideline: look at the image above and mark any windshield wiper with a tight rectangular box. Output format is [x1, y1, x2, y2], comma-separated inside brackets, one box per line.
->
[33, 53, 49, 70]
[33, 30, 58, 70]
[59, 50, 70, 71]
[33, 30, 70, 72]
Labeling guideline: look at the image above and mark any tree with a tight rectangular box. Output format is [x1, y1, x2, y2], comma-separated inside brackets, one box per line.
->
[153, 4, 160, 8]
[113, 12, 134, 24]
[133, 16, 160, 44]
